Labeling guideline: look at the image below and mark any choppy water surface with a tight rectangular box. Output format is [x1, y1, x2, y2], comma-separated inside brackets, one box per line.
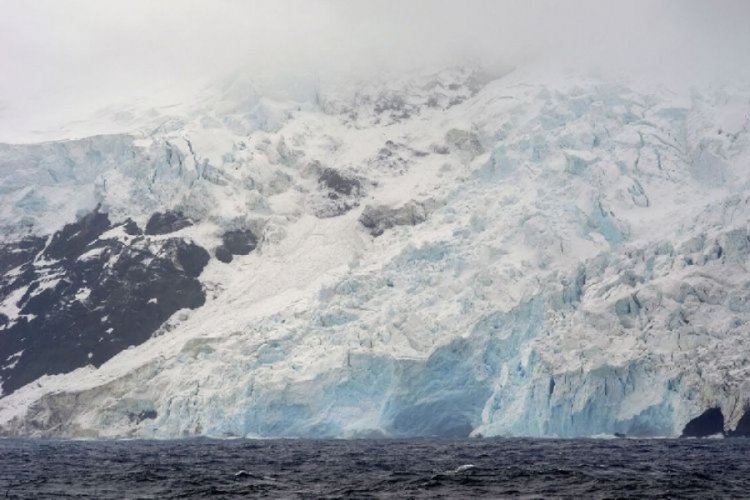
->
[2, 438, 749, 498]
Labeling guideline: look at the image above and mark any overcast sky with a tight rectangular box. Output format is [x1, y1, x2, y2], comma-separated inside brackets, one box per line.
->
[1, 0, 749, 141]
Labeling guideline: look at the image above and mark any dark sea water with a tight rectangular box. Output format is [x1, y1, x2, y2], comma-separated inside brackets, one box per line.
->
[1, 438, 749, 498]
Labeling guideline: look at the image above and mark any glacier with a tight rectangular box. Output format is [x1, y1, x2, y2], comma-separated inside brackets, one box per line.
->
[1, 66, 750, 438]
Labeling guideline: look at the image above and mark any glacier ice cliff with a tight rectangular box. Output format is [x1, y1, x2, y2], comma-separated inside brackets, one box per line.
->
[1, 66, 750, 438]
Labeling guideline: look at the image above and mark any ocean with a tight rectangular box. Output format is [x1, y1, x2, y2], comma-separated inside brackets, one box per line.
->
[2, 437, 749, 498]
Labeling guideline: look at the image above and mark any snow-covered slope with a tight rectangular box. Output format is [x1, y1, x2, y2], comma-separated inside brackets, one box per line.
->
[1, 66, 749, 438]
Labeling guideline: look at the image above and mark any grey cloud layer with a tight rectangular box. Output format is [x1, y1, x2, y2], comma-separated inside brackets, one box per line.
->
[0, 0, 748, 140]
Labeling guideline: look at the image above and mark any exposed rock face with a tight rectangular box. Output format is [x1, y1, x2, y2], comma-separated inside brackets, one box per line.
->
[319, 168, 361, 197]
[215, 246, 233, 264]
[222, 230, 258, 255]
[681, 408, 724, 437]
[161, 239, 210, 277]
[359, 200, 432, 236]
[370, 141, 411, 173]
[144, 211, 193, 235]
[0, 210, 209, 397]
[45, 211, 111, 260]
[0, 237, 47, 329]
[215, 229, 258, 264]
[728, 408, 750, 437]
[0, 237, 46, 277]
[336, 67, 490, 127]
[121, 219, 141, 236]
[311, 167, 363, 218]
[128, 409, 157, 424]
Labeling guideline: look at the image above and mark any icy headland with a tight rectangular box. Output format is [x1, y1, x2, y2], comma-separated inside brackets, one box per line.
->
[1, 66, 750, 438]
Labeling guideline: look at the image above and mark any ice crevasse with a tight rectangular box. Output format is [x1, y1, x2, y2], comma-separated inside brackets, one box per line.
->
[1, 67, 750, 438]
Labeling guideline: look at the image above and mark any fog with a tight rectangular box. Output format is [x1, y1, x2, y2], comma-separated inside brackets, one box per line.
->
[1, 0, 749, 141]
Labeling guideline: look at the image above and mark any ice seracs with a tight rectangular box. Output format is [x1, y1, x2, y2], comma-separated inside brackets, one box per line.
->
[0, 65, 749, 438]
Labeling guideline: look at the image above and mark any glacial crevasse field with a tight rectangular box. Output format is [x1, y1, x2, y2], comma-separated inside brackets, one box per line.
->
[1, 66, 749, 438]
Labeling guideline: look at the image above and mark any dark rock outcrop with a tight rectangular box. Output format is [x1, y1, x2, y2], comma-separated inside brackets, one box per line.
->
[0, 237, 46, 275]
[215, 246, 233, 264]
[359, 200, 431, 237]
[319, 168, 361, 197]
[128, 409, 157, 424]
[160, 238, 210, 277]
[145, 211, 193, 235]
[45, 210, 111, 260]
[728, 408, 750, 437]
[681, 407, 724, 437]
[122, 218, 142, 236]
[0, 211, 209, 397]
[222, 229, 258, 255]
[215, 229, 258, 264]
[372, 141, 410, 172]
[313, 168, 362, 218]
